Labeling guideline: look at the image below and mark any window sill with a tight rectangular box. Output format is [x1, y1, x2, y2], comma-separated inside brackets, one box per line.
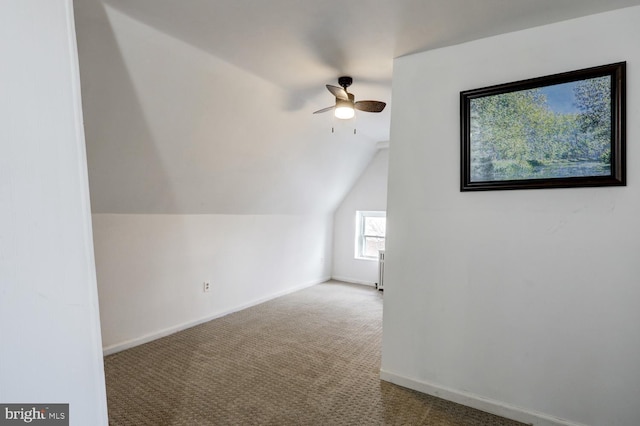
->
[355, 256, 378, 262]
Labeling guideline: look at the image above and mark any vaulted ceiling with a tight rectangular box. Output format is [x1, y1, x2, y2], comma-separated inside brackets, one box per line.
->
[74, 0, 640, 214]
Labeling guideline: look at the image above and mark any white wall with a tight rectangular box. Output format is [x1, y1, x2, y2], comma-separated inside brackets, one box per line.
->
[332, 148, 389, 285]
[0, 1, 108, 424]
[94, 214, 332, 352]
[382, 7, 640, 426]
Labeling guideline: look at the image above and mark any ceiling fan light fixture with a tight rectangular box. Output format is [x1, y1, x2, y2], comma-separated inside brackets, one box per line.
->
[334, 99, 355, 119]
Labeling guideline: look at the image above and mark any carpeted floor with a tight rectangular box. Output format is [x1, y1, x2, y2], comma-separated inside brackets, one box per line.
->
[104, 281, 525, 425]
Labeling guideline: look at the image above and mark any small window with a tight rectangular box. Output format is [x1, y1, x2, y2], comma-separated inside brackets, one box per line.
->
[355, 211, 386, 260]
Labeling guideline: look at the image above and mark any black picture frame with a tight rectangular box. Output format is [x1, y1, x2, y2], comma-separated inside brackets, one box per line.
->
[460, 62, 626, 191]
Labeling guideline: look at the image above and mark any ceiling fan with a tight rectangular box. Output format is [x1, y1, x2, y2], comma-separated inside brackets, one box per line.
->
[313, 76, 386, 120]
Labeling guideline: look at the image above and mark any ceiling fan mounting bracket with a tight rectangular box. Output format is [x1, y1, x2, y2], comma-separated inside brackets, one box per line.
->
[338, 76, 353, 90]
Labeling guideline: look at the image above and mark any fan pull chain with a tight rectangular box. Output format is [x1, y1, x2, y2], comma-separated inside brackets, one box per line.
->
[329, 125, 356, 134]
[331, 126, 357, 135]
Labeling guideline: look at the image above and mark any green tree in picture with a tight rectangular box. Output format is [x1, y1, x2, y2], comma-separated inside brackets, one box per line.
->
[574, 76, 612, 164]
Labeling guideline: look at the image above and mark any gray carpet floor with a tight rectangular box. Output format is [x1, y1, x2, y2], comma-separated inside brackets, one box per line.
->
[104, 281, 525, 425]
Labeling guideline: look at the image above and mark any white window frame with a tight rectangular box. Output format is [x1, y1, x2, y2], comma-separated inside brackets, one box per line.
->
[354, 210, 386, 260]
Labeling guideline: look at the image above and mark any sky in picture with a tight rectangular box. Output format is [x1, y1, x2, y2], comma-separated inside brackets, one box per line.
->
[539, 81, 579, 114]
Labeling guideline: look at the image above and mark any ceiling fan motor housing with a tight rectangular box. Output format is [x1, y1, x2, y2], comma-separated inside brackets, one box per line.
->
[338, 76, 353, 89]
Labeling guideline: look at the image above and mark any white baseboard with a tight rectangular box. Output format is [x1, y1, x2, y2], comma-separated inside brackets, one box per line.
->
[103, 277, 329, 356]
[331, 275, 376, 287]
[379, 369, 588, 426]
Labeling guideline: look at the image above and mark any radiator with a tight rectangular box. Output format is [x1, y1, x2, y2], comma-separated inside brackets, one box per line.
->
[377, 250, 385, 291]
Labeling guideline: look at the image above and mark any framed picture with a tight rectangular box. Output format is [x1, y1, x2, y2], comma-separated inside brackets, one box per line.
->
[460, 62, 626, 191]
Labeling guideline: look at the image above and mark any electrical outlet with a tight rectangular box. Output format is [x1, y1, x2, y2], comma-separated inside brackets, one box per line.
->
[203, 281, 211, 292]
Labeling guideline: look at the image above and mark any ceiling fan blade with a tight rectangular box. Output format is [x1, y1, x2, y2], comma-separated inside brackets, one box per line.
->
[313, 105, 335, 114]
[354, 100, 386, 113]
[326, 85, 349, 100]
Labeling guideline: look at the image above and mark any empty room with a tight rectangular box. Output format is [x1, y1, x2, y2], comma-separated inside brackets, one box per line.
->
[2, 1, 640, 425]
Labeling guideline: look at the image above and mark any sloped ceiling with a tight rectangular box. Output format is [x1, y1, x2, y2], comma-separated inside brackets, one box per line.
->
[74, 0, 640, 214]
